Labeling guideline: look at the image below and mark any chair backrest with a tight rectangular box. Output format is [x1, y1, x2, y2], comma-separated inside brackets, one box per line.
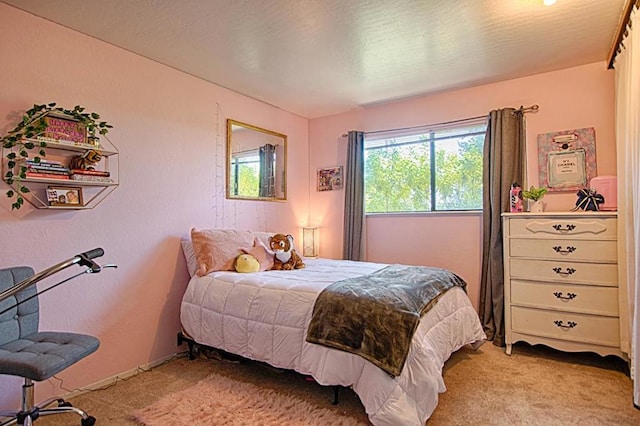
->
[0, 266, 39, 346]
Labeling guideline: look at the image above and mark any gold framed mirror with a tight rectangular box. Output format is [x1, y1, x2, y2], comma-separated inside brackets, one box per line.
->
[226, 119, 287, 201]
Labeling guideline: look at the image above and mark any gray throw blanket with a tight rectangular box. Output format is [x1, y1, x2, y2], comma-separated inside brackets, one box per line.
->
[305, 264, 467, 377]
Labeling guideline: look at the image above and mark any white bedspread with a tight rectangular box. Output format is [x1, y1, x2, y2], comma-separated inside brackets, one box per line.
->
[180, 258, 486, 425]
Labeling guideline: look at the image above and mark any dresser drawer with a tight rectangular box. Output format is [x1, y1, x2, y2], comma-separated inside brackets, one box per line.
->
[511, 306, 620, 347]
[510, 258, 618, 286]
[508, 217, 617, 239]
[510, 280, 619, 316]
[509, 238, 616, 262]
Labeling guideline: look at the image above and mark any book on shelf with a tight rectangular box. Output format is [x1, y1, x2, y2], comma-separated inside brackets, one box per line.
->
[70, 174, 113, 183]
[21, 160, 66, 169]
[26, 164, 68, 170]
[25, 171, 70, 180]
[70, 169, 110, 177]
[24, 164, 70, 172]
[23, 159, 64, 166]
[25, 167, 70, 175]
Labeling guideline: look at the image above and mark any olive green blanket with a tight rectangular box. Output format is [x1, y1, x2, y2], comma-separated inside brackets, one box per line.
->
[305, 264, 467, 377]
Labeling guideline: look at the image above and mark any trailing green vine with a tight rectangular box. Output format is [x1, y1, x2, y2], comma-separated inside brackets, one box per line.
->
[1, 103, 112, 209]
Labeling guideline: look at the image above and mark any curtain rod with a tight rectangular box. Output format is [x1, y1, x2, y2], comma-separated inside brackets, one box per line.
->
[514, 104, 539, 114]
[342, 115, 484, 138]
[607, 0, 639, 69]
[341, 104, 539, 137]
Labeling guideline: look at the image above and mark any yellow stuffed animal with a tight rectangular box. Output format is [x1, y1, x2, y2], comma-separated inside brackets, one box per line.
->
[268, 233, 305, 270]
[235, 254, 260, 273]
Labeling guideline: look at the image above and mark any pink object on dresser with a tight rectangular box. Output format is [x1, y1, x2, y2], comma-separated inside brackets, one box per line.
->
[590, 176, 617, 211]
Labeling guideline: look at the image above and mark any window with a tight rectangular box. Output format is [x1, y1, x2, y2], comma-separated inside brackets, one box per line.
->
[230, 150, 260, 197]
[364, 117, 487, 213]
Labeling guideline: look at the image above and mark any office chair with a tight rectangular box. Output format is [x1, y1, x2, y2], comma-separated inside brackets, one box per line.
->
[0, 249, 111, 426]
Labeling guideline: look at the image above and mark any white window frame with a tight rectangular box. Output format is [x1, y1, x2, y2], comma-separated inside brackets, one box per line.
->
[364, 117, 488, 214]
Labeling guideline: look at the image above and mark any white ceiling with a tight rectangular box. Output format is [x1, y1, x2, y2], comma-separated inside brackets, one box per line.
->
[2, 0, 626, 119]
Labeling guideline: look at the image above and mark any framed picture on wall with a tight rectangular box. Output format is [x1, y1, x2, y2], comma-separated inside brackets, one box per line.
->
[547, 149, 587, 188]
[537, 127, 597, 192]
[42, 113, 87, 145]
[47, 186, 83, 206]
[317, 166, 343, 191]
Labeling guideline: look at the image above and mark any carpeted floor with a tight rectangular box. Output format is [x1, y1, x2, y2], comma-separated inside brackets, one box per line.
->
[23, 342, 640, 425]
[131, 371, 363, 425]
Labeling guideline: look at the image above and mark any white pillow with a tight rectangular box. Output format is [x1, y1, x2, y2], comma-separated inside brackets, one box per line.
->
[181, 238, 197, 278]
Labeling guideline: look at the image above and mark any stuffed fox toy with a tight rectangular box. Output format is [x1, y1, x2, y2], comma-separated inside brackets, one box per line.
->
[268, 233, 305, 270]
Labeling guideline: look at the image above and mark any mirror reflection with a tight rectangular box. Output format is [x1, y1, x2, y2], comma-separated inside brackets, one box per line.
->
[226, 119, 287, 201]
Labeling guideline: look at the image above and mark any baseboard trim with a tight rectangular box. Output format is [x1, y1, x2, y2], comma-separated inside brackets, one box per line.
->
[56, 352, 186, 399]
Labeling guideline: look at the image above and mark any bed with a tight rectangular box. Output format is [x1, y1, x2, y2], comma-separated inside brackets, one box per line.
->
[180, 230, 486, 426]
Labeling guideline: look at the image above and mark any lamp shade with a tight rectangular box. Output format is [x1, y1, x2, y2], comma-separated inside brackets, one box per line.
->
[302, 227, 319, 258]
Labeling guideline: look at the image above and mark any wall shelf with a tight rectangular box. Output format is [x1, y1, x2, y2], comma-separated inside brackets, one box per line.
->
[2, 135, 119, 210]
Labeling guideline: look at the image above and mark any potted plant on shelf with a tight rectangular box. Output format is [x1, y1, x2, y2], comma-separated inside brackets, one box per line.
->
[522, 186, 548, 212]
[1, 103, 112, 209]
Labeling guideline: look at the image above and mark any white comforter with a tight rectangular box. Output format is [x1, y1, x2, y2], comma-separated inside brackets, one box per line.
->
[180, 258, 486, 425]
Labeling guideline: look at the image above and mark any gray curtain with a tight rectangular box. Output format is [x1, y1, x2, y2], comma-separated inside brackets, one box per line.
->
[343, 131, 365, 260]
[479, 108, 525, 347]
[259, 144, 276, 197]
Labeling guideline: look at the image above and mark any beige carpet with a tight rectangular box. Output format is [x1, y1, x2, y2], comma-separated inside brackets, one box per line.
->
[131, 372, 361, 426]
[433, 343, 638, 425]
[31, 342, 640, 425]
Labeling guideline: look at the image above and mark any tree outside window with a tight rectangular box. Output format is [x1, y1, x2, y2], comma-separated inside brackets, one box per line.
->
[364, 119, 486, 213]
[230, 153, 260, 197]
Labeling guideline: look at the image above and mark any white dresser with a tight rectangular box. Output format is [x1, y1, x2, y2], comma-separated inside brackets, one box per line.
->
[502, 212, 624, 359]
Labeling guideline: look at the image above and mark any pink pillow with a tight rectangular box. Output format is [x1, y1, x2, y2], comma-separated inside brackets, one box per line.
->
[191, 228, 254, 276]
[252, 231, 274, 249]
[242, 238, 275, 271]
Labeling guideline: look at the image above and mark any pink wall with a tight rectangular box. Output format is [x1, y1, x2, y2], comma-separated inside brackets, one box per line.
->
[0, 5, 308, 409]
[309, 61, 616, 312]
[0, 2, 617, 412]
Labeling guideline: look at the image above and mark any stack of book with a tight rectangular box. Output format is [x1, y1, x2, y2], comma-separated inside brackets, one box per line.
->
[22, 159, 70, 180]
[70, 169, 112, 183]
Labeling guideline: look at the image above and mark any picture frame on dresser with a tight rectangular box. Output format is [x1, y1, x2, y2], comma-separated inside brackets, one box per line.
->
[502, 211, 626, 361]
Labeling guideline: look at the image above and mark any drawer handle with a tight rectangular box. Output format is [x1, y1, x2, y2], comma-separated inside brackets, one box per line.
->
[552, 224, 576, 232]
[553, 320, 577, 330]
[552, 267, 576, 276]
[552, 245, 576, 254]
[553, 291, 577, 301]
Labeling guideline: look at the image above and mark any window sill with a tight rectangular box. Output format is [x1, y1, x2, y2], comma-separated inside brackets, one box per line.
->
[366, 210, 482, 218]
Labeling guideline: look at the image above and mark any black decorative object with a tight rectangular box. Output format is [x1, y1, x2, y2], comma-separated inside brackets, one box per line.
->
[552, 224, 577, 232]
[572, 188, 605, 211]
[553, 267, 576, 276]
[552, 245, 576, 254]
[553, 320, 577, 330]
[553, 291, 577, 301]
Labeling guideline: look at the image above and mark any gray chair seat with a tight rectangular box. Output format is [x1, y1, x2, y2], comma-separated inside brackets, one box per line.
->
[0, 332, 99, 381]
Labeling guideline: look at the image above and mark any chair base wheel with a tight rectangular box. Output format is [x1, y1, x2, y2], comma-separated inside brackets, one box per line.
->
[82, 416, 96, 426]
